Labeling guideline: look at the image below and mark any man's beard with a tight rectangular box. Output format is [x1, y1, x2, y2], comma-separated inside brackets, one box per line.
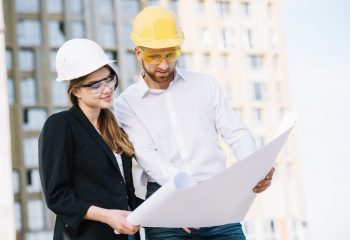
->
[142, 60, 175, 83]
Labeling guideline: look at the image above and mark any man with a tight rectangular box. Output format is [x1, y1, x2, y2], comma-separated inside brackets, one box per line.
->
[115, 6, 274, 240]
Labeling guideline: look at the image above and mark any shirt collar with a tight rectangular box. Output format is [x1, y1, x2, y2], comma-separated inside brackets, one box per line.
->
[137, 67, 185, 98]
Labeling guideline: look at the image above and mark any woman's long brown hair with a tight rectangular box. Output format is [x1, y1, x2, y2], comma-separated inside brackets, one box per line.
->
[67, 65, 134, 156]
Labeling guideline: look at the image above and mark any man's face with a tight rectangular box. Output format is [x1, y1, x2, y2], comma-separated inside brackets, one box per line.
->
[135, 47, 180, 84]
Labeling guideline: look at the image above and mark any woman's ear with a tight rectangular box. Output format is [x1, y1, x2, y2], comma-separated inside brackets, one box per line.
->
[72, 88, 81, 99]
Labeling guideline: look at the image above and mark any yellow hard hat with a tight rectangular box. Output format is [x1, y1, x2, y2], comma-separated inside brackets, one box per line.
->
[130, 6, 184, 49]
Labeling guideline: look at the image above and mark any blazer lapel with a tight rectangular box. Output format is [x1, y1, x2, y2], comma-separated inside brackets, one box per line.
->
[69, 106, 124, 179]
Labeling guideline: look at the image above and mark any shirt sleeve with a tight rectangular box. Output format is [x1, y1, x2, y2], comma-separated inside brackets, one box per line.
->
[38, 114, 91, 235]
[210, 77, 257, 160]
[115, 96, 183, 185]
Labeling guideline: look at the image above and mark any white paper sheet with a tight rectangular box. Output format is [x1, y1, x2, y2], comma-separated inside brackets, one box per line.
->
[127, 113, 296, 227]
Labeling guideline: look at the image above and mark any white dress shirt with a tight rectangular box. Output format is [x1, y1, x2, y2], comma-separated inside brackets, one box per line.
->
[115, 68, 256, 185]
[114, 152, 124, 179]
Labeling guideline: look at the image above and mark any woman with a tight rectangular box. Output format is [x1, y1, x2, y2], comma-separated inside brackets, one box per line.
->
[38, 38, 142, 240]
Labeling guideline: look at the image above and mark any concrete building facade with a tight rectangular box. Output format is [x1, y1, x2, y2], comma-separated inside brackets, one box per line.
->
[3, 0, 307, 239]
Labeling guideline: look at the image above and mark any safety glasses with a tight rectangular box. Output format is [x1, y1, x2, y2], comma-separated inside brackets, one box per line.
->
[140, 47, 181, 65]
[79, 72, 118, 95]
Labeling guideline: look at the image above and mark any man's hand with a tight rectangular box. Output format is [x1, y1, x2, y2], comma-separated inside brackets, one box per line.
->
[253, 167, 275, 193]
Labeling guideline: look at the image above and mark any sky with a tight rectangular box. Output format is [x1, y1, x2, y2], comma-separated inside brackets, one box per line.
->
[280, 0, 350, 239]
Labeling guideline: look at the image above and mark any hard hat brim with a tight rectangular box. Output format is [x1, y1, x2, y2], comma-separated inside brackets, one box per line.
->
[130, 32, 184, 49]
[56, 59, 117, 82]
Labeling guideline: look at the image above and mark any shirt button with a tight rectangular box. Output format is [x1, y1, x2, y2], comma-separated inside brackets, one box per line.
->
[65, 224, 68, 228]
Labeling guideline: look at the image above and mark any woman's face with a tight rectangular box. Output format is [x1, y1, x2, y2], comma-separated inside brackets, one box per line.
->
[73, 67, 116, 110]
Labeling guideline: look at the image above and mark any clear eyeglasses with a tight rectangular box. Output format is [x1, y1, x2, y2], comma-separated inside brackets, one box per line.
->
[79, 72, 118, 95]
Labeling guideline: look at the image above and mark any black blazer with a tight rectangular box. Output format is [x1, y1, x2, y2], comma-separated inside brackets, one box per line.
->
[38, 106, 143, 240]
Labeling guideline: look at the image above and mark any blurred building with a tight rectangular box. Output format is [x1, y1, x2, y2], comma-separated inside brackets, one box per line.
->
[0, 0, 16, 239]
[3, 0, 307, 239]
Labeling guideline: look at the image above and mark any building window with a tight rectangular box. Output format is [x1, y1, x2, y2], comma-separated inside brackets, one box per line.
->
[276, 82, 282, 101]
[148, 0, 159, 6]
[279, 108, 285, 119]
[23, 137, 39, 168]
[52, 79, 68, 105]
[243, 29, 253, 49]
[248, 55, 264, 70]
[71, 21, 85, 38]
[201, 28, 211, 48]
[263, 219, 277, 239]
[48, 20, 65, 47]
[216, 1, 230, 17]
[50, 50, 57, 72]
[252, 108, 263, 124]
[12, 170, 20, 194]
[270, 29, 278, 49]
[203, 53, 211, 70]
[241, 2, 250, 17]
[106, 51, 118, 62]
[8, 78, 15, 105]
[25, 232, 53, 240]
[218, 54, 229, 69]
[47, 0, 63, 13]
[52, 108, 68, 114]
[23, 108, 48, 131]
[99, 22, 116, 48]
[126, 52, 139, 86]
[19, 49, 35, 71]
[20, 77, 37, 105]
[17, 19, 42, 46]
[121, 0, 140, 18]
[168, 0, 178, 15]
[252, 82, 265, 101]
[6, 49, 12, 70]
[218, 28, 233, 50]
[99, 0, 114, 16]
[15, 0, 40, 13]
[14, 202, 22, 231]
[273, 55, 279, 70]
[178, 53, 194, 69]
[68, 0, 84, 15]
[267, 2, 273, 19]
[124, 22, 134, 49]
[26, 169, 41, 193]
[27, 200, 45, 230]
[198, 0, 205, 14]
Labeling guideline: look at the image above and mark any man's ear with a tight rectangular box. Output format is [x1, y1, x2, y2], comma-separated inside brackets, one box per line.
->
[135, 47, 142, 61]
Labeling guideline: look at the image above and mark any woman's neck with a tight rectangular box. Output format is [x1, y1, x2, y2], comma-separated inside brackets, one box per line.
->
[78, 103, 101, 130]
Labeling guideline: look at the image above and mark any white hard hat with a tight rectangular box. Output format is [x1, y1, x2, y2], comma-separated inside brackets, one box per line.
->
[55, 38, 116, 81]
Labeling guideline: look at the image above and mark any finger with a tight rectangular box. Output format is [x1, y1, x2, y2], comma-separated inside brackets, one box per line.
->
[254, 181, 271, 193]
[119, 225, 138, 235]
[256, 179, 271, 188]
[266, 167, 275, 179]
[182, 227, 192, 234]
[123, 223, 139, 233]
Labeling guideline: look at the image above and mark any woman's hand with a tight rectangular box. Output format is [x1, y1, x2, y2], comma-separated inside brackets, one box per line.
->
[85, 206, 139, 235]
[106, 209, 140, 235]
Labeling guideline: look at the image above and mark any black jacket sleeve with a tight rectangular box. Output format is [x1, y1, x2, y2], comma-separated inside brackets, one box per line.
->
[38, 113, 91, 235]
